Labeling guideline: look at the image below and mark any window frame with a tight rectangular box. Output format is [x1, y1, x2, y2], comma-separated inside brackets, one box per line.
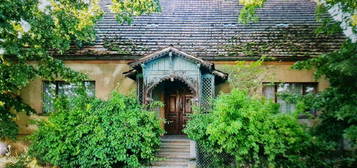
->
[262, 82, 318, 117]
[42, 80, 96, 114]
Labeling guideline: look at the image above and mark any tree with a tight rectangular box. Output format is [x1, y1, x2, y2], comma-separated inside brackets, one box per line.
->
[238, 0, 357, 166]
[291, 41, 357, 166]
[0, 0, 160, 139]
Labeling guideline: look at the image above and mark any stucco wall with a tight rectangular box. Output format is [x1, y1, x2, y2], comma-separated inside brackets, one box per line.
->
[18, 61, 136, 134]
[215, 61, 329, 94]
[17, 60, 328, 135]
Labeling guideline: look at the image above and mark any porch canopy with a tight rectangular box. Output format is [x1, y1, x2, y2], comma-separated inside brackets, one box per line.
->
[123, 47, 228, 106]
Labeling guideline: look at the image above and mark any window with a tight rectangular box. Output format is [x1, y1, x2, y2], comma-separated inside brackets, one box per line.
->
[43, 81, 95, 113]
[263, 83, 317, 114]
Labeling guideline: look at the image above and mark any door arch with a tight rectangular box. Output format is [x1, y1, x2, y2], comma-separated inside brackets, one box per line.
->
[123, 47, 228, 135]
[152, 79, 194, 135]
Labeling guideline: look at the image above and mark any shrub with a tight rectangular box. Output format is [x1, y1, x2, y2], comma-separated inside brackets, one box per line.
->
[184, 89, 310, 168]
[29, 92, 164, 168]
[0, 112, 18, 139]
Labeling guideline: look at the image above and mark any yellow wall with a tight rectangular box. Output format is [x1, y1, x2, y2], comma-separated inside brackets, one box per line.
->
[215, 61, 329, 94]
[20, 61, 136, 113]
[17, 60, 329, 135]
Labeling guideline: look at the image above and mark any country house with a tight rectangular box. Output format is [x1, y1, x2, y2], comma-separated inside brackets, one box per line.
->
[19, 0, 344, 136]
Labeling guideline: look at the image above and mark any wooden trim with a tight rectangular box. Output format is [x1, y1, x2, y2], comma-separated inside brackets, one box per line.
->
[30, 59, 300, 65]
[213, 61, 298, 65]
[63, 60, 132, 64]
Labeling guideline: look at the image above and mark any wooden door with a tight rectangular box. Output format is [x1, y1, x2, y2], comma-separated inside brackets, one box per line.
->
[165, 91, 193, 135]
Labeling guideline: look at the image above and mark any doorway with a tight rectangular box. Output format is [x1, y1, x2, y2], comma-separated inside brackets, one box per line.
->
[152, 79, 194, 135]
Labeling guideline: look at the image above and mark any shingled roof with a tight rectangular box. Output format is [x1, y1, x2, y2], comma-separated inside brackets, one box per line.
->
[63, 0, 346, 61]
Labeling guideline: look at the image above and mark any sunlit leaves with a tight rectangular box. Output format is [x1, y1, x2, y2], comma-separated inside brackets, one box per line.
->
[184, 89, 309, 167]
[238, 0, 266, 24]
[111, 0, 161, 24]
[352, 14, 357, 26]
[29, 93, 164, 167]
[0, 0, 161, 139]
[220, 58, 272, 96]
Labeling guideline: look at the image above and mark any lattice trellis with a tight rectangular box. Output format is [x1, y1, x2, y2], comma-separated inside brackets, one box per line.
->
[201, 74, 215, 111]
[136, 75, 144, 104]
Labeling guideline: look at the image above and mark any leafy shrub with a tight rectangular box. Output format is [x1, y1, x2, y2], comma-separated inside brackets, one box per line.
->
[29, 92, 164, 168]
[1, 94, 34, 140]
[184, 89, 310, 168]
[0, 111, 18, 139]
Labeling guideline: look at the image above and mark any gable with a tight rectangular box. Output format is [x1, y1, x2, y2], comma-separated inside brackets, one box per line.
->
[123, 47, 228, 82]
[145, 54, 199, 72]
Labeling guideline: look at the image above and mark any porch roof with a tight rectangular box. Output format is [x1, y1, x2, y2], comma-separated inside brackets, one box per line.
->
[123, 47, 228, 81]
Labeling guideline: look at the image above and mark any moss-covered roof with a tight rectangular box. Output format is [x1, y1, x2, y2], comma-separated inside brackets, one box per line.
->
[64, 0, 346, 61]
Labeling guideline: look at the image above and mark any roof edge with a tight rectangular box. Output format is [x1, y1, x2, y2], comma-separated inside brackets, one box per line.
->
[128, 47, 213, 68]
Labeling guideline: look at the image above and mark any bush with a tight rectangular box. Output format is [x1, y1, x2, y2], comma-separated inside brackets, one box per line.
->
[0, 112, 18, 139]
[29, 92, 164, 168]
[184, 89, 310, 168]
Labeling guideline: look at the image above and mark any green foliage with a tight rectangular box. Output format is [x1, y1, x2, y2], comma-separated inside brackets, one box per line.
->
[238, 0, 266, 24]
[0, 0, 102, 139]
[0, 0, 161, 139]
[292, 40, 357, 167]
[111, 0, 161, 24]
[0, 111, 18, 139]
[29, 92, 164, 168]
[0, 92, 34, 139]
[184, 89, 310, 168]
[314, 4, 343, 35]
[220, 59, 273, 96]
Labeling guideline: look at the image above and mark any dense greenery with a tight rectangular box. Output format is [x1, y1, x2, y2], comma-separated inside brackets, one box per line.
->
[29, 92, 164, 168]
[237, 0, 357, 166]
[0, 0, 160, 139]
[292, 40, 357, 167]
[184, 89, 310, 168]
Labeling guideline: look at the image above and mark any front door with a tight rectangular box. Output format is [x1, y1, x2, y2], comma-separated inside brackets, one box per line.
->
[165, 89, 193, 135]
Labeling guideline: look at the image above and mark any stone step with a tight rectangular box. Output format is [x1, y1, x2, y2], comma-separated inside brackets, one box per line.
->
[161, 139, 191, 143]
[158, 148, 190, 152]
[161, 142, 190, 145]
[150, 136, 195, 168]
[158, 153, 191, 159]
[149, 166, 188, 168]
[159, 146, 190, 150]
[160, 141, 190, 145]
[160, 144, 190, 149]
[152, 158, 190, 166]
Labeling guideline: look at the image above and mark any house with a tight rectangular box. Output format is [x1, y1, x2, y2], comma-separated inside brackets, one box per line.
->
[19, 0, 345, 136]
